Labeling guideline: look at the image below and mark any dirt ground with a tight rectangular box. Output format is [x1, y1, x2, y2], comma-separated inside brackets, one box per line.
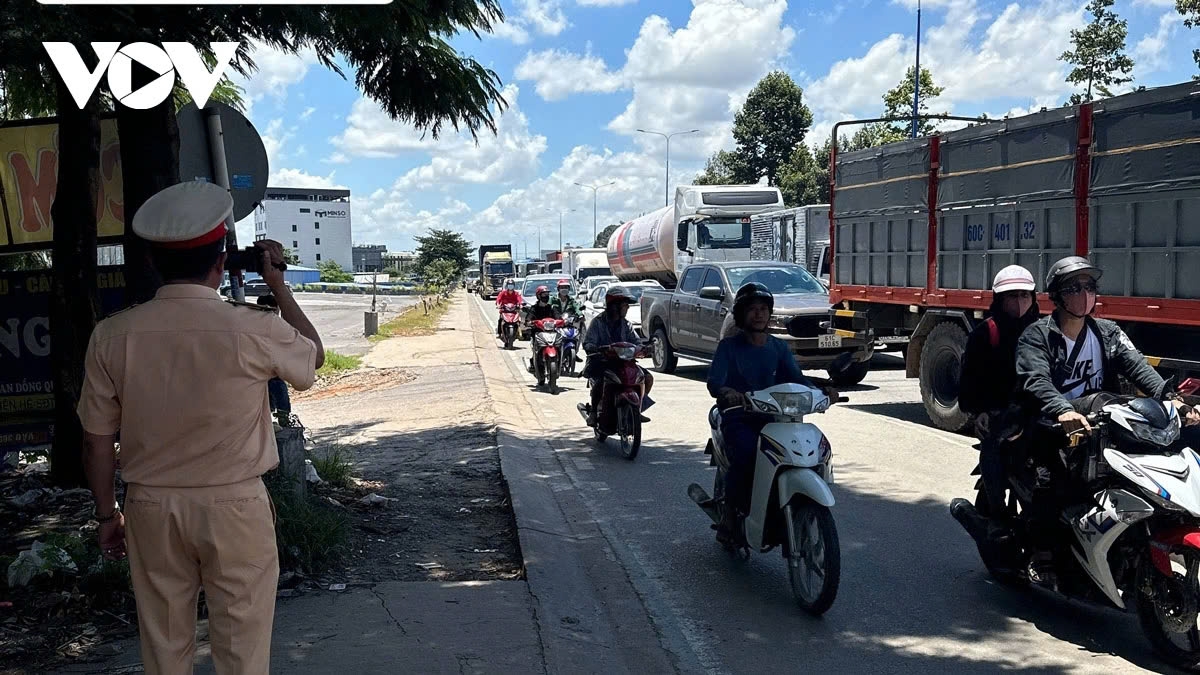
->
[293, 303, 524, 584]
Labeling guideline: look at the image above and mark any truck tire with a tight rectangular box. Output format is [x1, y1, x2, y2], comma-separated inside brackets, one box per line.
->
[918, 322, 971, 432]
[828, 360, 869, 386]
[652, 327, 678, 374]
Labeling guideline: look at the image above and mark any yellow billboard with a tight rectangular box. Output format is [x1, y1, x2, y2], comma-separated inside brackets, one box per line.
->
[0, 118, 124, 248]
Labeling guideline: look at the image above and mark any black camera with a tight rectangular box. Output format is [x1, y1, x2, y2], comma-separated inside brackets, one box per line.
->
[225, 247, 287, 274]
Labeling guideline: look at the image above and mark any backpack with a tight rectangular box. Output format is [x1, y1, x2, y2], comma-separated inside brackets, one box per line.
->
[986, 318, 999, 349]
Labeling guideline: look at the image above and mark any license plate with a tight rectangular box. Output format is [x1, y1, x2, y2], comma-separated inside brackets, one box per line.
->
[818, 334, 842, 349]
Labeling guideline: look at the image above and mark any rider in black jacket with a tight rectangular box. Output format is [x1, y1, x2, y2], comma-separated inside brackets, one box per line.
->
[959, 266, 1039, 531]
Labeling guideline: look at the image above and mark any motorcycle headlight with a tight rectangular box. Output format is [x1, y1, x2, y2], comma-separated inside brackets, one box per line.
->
[770, 391, 813, 416]
[540, 331, 559, 342]
[615, 345, 637, 360]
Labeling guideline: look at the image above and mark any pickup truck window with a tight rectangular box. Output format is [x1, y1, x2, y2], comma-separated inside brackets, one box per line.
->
[701, 268, 725, 292]
[679, 267, 705, 294]
[725, 265, 825, 294]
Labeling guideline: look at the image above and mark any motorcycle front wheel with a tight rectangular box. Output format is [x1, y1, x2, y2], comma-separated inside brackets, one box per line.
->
[783, 500, 841, 616]
[548, 360, 559, 395]
[617, 404, 641, 460]
[503, 326, 515, 350]
[1136, 549, 1200, 670]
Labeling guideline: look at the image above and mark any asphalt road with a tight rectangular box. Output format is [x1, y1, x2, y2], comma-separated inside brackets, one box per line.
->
[295, 292, 420, 357]
[471, 293, 1169, 674]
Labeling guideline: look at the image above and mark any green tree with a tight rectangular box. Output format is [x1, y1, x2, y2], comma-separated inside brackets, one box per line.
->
[883, 66, 946, 138]
[415, 229, 473, 273]
[421, 258, 458, 292]
[594, 223, 621, 248]
[694, 149, 754, 185]
[317, 260, 353, 282]
[1180, 0, 1200, 75]
[282, 248, 302, 266]
[732, 71, 814, 186]
[1059, 0, 1135, 103]
[778, 136, 844, 206]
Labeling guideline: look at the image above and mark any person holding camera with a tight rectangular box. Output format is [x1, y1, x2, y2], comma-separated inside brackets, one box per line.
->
[77, 181, 323, 675]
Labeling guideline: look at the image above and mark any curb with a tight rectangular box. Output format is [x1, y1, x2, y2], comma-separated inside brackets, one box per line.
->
[466, 293, 690, 674]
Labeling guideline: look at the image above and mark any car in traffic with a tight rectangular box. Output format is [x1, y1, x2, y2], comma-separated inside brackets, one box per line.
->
[520, 273, 575, 306]
[639, 261, 873, 384]
[581, 280, 660, 339]
[577, 274, 618, 302]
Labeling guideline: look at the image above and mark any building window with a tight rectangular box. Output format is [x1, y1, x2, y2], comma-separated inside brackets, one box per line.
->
[314, 222, 320, 229]
[316, 253, 322, 261]
[315, 238, 321, 245]
[292, 224, 297, 232]
[299, 208, 310, 213]
[292, 241, 298, 248]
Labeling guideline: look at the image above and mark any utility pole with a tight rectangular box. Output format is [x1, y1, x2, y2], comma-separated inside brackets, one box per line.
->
[547, 208, 576, 251]
[912, 0, 921, 139]
[637, 128, 699, 206]
[574, 181, 616, 245]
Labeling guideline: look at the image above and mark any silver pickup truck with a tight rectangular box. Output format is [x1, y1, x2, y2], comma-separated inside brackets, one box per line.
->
[640, 261, 873, 385]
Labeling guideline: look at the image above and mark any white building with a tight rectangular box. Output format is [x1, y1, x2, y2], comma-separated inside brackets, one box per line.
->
[253, 187, 352, 270]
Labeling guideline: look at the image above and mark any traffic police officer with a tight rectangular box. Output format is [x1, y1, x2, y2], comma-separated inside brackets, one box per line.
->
[78, 181, 324, 674]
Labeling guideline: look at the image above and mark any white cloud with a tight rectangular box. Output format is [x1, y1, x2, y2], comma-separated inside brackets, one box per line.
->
[269, 168, 347, 189]
[1134, 13, 1183, 76]
[234, 41, 321, 121]
[1132, 0, 1176, 7]
[515, 0, 795, 161]
[389, 85, 548, 190]
[330, 85, 546, 189]
[300, 107, 316, 121]
[491, 0, 569, 43]
[577, 0, 636, 5]
[805, 0, 1085, 149]
[514, 48, 624, 101]
[323, 152, 350, 165]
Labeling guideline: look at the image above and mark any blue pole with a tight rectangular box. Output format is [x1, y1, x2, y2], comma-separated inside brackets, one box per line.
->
[912, 0, 921, 139]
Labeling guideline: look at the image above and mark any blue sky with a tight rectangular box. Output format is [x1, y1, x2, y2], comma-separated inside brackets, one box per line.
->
[231, 0, 1198, 256]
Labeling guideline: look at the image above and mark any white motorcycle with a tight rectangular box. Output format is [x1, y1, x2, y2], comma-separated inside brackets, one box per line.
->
[952, 388, 1200, 670]
[688, 381, 845, 615]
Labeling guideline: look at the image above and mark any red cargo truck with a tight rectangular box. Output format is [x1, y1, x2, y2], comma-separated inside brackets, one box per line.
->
[828, 81, 1200, 431]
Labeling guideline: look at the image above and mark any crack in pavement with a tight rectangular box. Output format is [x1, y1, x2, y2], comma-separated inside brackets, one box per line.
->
[370, 587, 412, 639]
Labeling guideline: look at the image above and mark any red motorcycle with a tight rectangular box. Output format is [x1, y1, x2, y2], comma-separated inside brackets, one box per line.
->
[576, 341, 651, 460]
[531, 317, 565, 393]
[499, 303, 521, 349]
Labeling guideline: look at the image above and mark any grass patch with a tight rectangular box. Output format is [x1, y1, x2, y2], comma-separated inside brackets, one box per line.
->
[266, 482, 350, 575]
[316, 349, 361, 377]
[370, 296, 452, 341]
[310, 442, 354, 489]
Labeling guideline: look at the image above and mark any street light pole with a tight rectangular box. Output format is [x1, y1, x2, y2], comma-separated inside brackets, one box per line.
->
[912, 0, 922, 139]
[548, 208, 576, 251]
[574, 182, 616, 245]
[637, 128, 700, 206]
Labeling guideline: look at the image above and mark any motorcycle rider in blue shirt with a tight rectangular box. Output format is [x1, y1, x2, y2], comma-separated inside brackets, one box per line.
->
[707, 282, 837, 543]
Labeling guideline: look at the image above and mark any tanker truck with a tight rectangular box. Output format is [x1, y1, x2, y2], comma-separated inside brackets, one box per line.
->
[606, 184, 784, 288]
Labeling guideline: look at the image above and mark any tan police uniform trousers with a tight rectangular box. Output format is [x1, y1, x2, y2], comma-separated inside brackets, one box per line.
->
[124, 476, 278, 675]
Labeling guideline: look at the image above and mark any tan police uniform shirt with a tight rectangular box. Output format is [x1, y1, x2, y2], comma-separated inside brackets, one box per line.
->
[77, 284, 317, 487]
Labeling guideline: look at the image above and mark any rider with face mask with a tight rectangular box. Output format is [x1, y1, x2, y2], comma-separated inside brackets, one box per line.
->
[957, 265, 1039, 538]
[525, 285, 561, 372]
[582, 285, 653, 427]
[549, 279, 581, 318]
[495, 280, 523, 338]
[707, 283, 833, 542]
[1016, 257, 1181, 429]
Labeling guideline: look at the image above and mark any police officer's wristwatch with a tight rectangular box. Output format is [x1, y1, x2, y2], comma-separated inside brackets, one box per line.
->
[94, 503, 121, 523]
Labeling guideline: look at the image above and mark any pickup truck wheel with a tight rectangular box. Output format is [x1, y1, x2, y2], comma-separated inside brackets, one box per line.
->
[828, 360, 869, 386]
[918, 322, 971, 432]
[652, 328, 678, 374]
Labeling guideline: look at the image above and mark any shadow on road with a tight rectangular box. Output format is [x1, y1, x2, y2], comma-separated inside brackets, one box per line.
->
[552, 431, 1169, 673]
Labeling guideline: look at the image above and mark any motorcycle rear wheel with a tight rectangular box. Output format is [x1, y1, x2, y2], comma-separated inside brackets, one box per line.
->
[973, 491, 1026, 587]
[783, 500, 841, 616]
[1136, 550, 1200, 670]
[617, 405, 641, 460]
